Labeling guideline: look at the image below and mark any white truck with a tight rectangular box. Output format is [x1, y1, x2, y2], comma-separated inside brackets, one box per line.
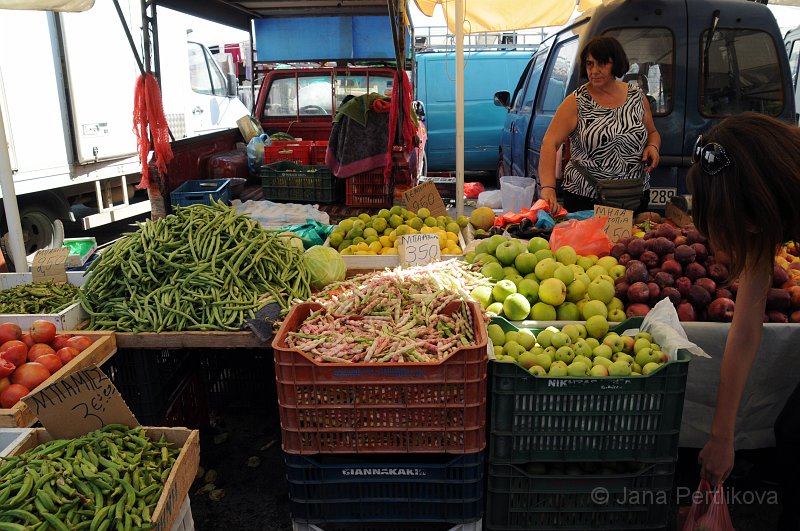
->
[0, 1, 248, 259]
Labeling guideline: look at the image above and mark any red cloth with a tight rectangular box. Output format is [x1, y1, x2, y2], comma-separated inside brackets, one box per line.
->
[385, 70, 415, 183]
[133, 74, 173, 189]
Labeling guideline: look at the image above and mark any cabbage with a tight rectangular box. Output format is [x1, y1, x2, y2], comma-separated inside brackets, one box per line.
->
[303, 245, 346, 290]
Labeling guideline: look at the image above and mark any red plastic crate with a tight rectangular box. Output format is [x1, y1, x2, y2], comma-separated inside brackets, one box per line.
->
[271, 301, 488, 455]
[346, 169, 393, 208]
[265, 140, 313, 165]
[311, 140, 328, 166]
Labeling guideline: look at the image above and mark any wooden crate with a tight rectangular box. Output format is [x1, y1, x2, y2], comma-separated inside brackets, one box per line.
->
[0, 331, 117, 427]
[7, 426, 200, 531]
[0, 271, 89, 329]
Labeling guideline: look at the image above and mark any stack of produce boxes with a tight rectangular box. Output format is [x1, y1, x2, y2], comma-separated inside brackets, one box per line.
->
[271, 264, 489, 531]
[484, 316, 691, 531]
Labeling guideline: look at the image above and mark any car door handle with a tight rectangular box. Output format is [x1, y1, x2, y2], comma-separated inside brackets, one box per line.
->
[192, 106, 204, 115]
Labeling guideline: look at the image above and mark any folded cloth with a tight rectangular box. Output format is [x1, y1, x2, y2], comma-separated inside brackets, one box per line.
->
[326, 104, 391, 178]
[333, 93, 388, 126]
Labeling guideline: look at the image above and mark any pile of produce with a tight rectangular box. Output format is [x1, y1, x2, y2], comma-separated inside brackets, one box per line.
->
[80, 201, 312, 332]
[490, 316, 670, 377]
[291, 260, 490, 363]
[327, 207, 467, 256]
[0, 320, 94, 408]
[0, 424, 179, 529]
[0, 281, 80, 315]
[465, 236, 626, 322]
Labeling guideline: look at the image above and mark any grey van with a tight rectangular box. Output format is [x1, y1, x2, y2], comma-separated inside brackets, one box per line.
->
[495, 0, 795, 210]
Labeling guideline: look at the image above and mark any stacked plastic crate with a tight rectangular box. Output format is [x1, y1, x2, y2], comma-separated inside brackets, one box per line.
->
[484, 316, 691, 531]
[271, 301, 489, 531]
[260, 140, 344, 204]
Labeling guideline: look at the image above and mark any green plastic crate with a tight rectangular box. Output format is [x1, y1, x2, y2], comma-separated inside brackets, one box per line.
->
[485, 460, 675, 530]
[261, 160, 343, 204]
[488, 317, 690, 463]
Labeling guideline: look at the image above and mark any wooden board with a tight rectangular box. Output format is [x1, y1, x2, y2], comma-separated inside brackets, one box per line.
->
[6, 427, 200, 531]
[0, 331, 117, 427]
[114, 330, 267, 349]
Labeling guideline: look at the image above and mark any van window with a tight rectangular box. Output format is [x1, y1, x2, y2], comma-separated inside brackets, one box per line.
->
[541, 39, 579, 112]
[605, 28, 674, 115]
[699, 29, 784, 116]
[787, 38, 800, 91]
[519, 52, 548, 113]
[188, 42, 228, 97]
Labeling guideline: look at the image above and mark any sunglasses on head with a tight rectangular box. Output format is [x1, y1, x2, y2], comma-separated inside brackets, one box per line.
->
[692, 135, 731, 175]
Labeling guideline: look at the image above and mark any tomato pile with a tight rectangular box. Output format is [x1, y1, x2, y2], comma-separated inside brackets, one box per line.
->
[0, 320, 93, 408]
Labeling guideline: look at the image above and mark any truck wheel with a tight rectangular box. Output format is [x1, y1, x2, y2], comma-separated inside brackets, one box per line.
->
[496, 157, 507, 187]
[7, 205, 65, 257]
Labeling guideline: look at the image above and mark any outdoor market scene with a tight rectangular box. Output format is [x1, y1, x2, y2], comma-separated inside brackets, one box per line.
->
[0, 0, 799, 530]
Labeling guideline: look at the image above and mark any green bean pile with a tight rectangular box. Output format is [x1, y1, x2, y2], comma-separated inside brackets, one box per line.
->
[0, 281, 81, 315]
[80, 200, 311, 332]
[0, 424, 180, 530]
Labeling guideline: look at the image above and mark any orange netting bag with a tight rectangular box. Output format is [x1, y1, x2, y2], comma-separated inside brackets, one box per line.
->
[133, 73, 173, 189]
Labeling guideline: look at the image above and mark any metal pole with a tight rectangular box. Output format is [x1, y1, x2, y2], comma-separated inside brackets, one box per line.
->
[455, 0, 464, 217]
[0, 106, 29, 272]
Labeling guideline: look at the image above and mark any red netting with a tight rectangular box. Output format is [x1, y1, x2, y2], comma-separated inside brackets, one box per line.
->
[133, 74, 173, 189]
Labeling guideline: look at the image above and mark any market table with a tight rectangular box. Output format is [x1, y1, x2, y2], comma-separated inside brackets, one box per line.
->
[113, 330, 267, 349]
[679, 322, 800, 449]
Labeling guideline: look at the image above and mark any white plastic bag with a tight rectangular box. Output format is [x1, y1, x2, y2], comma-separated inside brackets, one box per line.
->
[627, 299, 711, 361]
[500, 176, 536, 212]
[246, 133, 271, 175]
[477, 189, 502, 209]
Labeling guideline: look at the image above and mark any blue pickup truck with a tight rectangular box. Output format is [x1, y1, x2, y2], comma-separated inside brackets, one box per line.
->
[414, 50, 530, 176]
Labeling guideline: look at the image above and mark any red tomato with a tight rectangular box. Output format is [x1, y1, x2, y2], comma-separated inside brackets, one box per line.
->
[34, 354, 62, 375]
[29, 320, 57, 345]
[0, 323, 22, 344]
[0, 377, 10, 395]
[27, 344, 55, 362]
[0, 383, 30, 409]
[50, 334, 74, 351]
[56, 347, 80, 366]
[0, 358, 14, 378]
[10, 363, 50, 391]
[19, 333, 35, 349]
[0, 341, 28, 367]
[64, 336, 93, 352]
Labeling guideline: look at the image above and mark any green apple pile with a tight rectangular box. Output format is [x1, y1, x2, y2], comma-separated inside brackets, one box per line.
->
[465, 236, 627, 322]
[488, 317, 669, 377]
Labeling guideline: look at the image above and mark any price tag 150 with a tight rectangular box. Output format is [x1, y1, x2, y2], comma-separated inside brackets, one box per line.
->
[398, 234, 441, 267]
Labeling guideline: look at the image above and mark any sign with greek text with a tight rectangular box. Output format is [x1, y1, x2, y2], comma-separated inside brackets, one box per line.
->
[398, 234, 441, 267]
[402, 181, 448, 217]
[31, 247, 69, 284]
[22, 365, 138, 439]
[593, 205, 633, 243]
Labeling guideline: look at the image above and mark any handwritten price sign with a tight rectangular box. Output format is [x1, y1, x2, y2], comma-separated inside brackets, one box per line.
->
[31, 247, 69, 284]
[402, 181, 448, 218]
[593, 205, 633, 243]
[398, 234, 441, 267]
[23, 365, 137, 439]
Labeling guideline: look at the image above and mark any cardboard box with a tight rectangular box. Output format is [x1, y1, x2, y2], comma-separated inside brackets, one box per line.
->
[0, 271, 89, 329]
[63, 237, 97, 268]
[0, 331, 117, 427]
[7, 426, 200, 531]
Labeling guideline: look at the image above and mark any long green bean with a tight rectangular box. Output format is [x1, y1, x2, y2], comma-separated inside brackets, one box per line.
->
[80, 200, 311, 331]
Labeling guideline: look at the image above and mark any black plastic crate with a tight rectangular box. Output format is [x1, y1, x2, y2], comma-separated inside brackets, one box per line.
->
[261, 161, 343, 204]
[102, 348, 193, 425]
[202, 349, 275, 409]
[489, 316, 690, 463]
[163, 361, 210, 429]
[285, 452, 485, 524]
[485, 460, 675, 530]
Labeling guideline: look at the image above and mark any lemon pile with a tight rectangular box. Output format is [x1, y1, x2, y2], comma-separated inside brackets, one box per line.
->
[329, 207, 469, 256]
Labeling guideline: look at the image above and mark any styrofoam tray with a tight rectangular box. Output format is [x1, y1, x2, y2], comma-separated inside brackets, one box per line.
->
[0, 271, 88, 329]
[0, 428, 33, 457]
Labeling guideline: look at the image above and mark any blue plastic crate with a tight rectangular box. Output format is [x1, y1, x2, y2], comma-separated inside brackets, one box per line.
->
[285, 452, 485, 524]
[170, 178, 231, 207]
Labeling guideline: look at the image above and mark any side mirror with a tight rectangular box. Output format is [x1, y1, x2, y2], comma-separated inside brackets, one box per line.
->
[494, 91, 511, 109]
[412, 100, 426, 120]
[227, 73, 238, 98]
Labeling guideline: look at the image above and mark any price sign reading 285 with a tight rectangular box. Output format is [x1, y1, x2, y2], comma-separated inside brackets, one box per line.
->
[398, 234, 441, 267]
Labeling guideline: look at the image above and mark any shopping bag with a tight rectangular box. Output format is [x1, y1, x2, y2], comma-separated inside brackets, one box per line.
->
[548, 216, 612, 256]
[681, 480, 735, 531]
[246, 133, 271, 175]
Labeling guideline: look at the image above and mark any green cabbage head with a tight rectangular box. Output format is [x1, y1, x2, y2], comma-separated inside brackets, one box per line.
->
[303, 245, 346, 290]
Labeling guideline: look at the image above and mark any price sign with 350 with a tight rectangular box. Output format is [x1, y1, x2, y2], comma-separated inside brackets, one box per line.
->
[398, 234, 441, 267]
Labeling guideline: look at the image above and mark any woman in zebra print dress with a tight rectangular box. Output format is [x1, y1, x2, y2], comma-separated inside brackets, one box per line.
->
[538, 36, 661, 214]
